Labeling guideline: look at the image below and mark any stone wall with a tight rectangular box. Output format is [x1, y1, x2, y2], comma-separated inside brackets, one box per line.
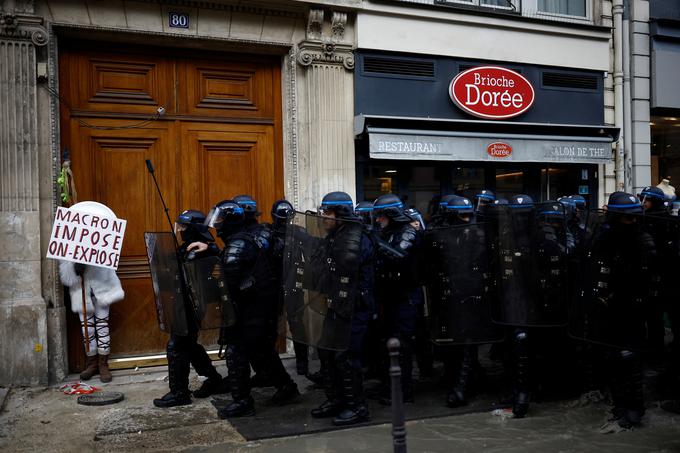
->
[0, 3, 51, 386]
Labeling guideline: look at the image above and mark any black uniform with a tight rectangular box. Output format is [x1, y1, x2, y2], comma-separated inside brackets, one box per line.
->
[373, 194, 421, 403]
[153, 211, 224, 408]
[207, 198, 299, 418]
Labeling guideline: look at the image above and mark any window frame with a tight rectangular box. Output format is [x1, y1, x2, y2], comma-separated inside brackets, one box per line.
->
[522, 0, 593, 22]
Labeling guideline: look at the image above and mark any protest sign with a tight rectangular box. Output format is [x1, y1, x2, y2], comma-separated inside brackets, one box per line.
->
[47, 206, 127, 270]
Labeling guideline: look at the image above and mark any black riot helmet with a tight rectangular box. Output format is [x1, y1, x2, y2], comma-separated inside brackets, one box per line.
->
[271, 199, 294, 229]
[355, 201, 374, 225]
[558, 196, 577, 222]
[233, 194, 259, 219]
[508, 194, 534, 211]
[638, 186, 667, 212]
[175, 209, 213, 243]
[438, 194, 457, 212]
[446, 195, 474, 224]
[537, 201, 566, 226]
[405, 207, 426, 230]
[319, 191, 355, 219]
[474, 189, 496, 211]
[607, 191, 643, 215]
[570, 195, 586, 212]
[373, 194, 410, 223]
[205, 200, 245, 237]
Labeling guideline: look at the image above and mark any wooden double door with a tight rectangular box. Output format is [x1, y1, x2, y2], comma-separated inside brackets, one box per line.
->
[60, 46, 283, 370]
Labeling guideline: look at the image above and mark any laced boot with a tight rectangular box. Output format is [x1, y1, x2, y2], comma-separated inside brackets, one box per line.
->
[98, 354, 112, 383]
[80, 354, 99, 381]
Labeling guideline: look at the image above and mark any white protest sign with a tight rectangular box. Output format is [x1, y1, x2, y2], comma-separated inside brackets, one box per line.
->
[46, 206, 127, 270]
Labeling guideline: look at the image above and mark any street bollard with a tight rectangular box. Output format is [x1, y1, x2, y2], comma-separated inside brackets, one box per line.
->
[388, 337, 407, 453]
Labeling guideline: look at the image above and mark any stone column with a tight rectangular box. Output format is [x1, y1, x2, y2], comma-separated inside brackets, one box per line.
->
[0, 5, 50, 386]
[294, 10, 356, 210]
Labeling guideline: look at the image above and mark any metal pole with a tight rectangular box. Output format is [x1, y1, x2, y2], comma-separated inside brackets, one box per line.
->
[388, 338, 407, 453]
[81, 275, 90, 353]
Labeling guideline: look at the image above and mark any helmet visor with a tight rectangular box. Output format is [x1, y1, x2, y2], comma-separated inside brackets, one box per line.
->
[174, 222, 187, 235]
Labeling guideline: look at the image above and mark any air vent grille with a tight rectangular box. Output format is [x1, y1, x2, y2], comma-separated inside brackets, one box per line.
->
[363, 56, 435, 78]
[543, 72, 598, 90]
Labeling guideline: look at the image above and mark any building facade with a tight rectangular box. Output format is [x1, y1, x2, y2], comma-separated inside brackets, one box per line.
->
[0, 0, 651, 386]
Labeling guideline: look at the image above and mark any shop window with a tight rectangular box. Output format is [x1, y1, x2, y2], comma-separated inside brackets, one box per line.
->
[452, 166, 486, 197]
[495, 168, 524, 200]
[651, 116, 680, 200]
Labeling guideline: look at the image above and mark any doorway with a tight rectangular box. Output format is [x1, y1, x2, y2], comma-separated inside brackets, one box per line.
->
[59, 44, 284, 371]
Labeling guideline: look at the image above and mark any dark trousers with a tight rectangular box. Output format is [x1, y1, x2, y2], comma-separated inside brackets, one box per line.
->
[225, 320, 292, 402]
[319, 307, 370, 408]
[167, 330, 220, 394]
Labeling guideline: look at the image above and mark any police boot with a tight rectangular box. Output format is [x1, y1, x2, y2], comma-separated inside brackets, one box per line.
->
[333, 363, 370, 426]
[270, 380, 301, 406]
[154, 342, 192, 408]
[447, 346, 476, 408]
[311, 355, 343, 418]
[190, 343, 226, 398]
[512, 331, 530, 418]
[218, 357, 255, 418]
[80, 354, 99, 381]
[618, 350, 645, 429]
[193, 374, 226, 398]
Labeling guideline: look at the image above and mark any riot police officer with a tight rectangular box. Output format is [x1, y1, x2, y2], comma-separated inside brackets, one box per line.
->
[310, 192, 374, 426]
[429, 194, 457, 227]
[267, 199, 317, 381]
[204, 198, 299, 418]
[153, 210, 225, 408]
[373, 194, 421, 404]
[572, 192, 657, 431]
[439, 196, 498, 407]
[474, 189, 496, 220]
[638, 187, 680, 381]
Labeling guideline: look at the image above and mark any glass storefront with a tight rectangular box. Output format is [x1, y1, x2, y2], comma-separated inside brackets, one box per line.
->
[651, 116, 680, 198]
[357, 157, 598, 221]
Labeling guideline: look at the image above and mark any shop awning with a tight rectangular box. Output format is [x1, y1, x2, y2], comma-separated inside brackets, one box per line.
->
[355, 115, 620, 164]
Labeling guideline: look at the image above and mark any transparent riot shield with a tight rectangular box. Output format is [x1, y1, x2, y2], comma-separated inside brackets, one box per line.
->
[493, 202, 570, 327]
[282, 212, 362, 351]
[425, 222, 503, 345]
[183, 256, 235, 330]
[144, 232, 188, 336]
[569, 210, 657, 351]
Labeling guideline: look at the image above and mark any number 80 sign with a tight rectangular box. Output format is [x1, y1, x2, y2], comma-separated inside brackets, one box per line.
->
[169, 12, 189, 29]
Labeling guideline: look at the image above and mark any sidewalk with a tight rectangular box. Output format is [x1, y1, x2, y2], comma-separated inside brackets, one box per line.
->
[1, 359, 679, 452]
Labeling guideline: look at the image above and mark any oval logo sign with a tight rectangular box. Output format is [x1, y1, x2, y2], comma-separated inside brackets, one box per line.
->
[449, 66, 535, 120]
[487, 142, 512, 158]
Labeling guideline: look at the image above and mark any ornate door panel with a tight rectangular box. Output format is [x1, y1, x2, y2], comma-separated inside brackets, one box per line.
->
[60, 46, 283, 371]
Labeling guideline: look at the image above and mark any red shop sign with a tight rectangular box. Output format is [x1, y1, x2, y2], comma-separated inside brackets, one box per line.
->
[487, 142, 513, 158]
[449, 66, 535, 120]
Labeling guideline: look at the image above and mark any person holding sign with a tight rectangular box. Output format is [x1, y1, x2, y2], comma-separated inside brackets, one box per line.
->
[55, 201, 126, 383]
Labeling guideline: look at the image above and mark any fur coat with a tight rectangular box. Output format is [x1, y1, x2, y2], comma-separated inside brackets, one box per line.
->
[59, 261, 125, 313]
